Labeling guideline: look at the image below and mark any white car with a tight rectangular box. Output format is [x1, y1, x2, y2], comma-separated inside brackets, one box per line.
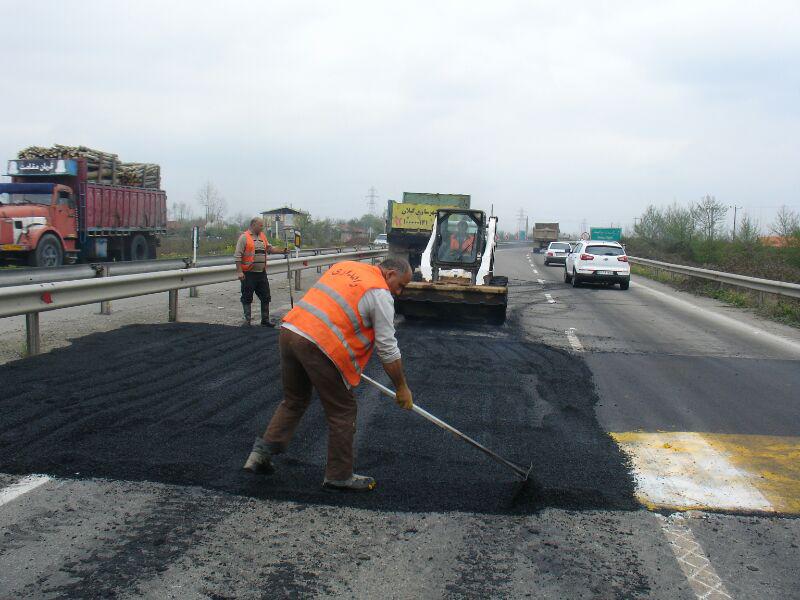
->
[373, 233, 388, 246]
[543, 241, 572, 266]
[564, 240, 630, 289]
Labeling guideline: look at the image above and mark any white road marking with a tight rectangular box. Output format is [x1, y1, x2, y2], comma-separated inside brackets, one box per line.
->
[565, 328, 584, 352]
[532, 269, 539, 274]
[545, 293, 555, 304]
[659, 514, 733, 599]
[537, 279, 545, 285]
[631, 279, 800, 356]
[0, 474, 51, 507]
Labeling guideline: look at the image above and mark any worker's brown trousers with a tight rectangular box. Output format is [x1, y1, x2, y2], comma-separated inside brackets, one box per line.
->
[265, 328, 357, 481]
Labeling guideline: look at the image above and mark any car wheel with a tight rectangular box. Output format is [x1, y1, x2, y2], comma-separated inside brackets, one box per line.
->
[571, 269, 581, 288]
[544, 259, 549, 266]
[619, 278, 630, 290]
[564, 267, 572, 283]
[30, 233, 64, 268]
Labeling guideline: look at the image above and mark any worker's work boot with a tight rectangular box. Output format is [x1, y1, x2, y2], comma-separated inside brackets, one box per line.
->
[243, 437, 275, 474]
[241, 303, 252, 327]
[322, 474, 376, 492]
[260, 302, 275, 327]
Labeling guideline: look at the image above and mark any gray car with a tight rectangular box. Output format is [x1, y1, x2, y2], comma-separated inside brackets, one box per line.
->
[544, 241, 572, 265]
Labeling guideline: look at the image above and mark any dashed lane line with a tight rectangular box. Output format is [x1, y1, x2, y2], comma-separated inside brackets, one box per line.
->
[537, 279, 545, 285]
[0, 474, 51, 508]
[565, 328, 584, 352]
[545, 293, 555, 304]
[659, 514, 733, 600]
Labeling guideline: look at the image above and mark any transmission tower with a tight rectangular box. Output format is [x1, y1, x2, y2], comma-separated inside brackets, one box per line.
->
[366, 187, 378, 215]
[516, 208, 527, 239]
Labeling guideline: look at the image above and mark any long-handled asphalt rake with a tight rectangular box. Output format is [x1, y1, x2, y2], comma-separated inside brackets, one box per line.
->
[361, 375, 536, 492]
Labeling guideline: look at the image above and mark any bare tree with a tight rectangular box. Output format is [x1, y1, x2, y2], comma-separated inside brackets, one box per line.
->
[769, 205, 800, 240]
[196, 181, 227, 225]
[170, 201, 193, 222]
[692, 195, 728, 241]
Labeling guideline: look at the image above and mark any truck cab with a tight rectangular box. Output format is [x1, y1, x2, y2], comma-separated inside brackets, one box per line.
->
[0, 182, 77, 267]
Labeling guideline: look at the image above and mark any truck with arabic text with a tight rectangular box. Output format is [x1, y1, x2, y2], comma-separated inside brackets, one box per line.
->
[0, 145, 167, 267]
[386, 192, 470, 268]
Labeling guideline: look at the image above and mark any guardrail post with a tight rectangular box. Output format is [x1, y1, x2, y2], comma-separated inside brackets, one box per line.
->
[25, 312, 41, 356]
[92, 264, 112, 315]
[316, 250, 322, 274]
[186, 258, 199, 298]
[168, 290, 179, 322]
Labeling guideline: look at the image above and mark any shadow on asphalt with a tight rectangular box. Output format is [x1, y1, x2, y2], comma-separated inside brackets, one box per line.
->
[0, 319, 638, 514]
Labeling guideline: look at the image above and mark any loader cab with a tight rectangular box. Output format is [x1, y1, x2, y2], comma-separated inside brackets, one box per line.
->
[433, 209, 485, 268]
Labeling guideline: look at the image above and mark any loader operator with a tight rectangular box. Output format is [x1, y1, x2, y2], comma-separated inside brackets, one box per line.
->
[234, 218, 287, 327]
[448, 218, 475, 261]
[243, 257, 414, 492]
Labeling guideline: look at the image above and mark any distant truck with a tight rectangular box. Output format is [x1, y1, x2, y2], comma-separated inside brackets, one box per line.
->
[532, 222, 559, 252]
[386, 192, 470, 268]
[0, 153, 167, 267]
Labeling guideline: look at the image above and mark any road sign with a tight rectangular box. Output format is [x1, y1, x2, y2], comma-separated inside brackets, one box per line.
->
[580, 231, 590, 240]
[590, 227, 622, 241]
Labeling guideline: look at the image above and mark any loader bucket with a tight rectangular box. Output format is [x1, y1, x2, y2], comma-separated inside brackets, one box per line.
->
[395, 281, 508, 325]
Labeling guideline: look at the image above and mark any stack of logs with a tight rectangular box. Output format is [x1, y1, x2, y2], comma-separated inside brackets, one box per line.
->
[17, 145, 161, 189]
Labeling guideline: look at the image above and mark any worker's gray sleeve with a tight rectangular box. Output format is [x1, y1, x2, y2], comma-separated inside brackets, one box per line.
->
[358, 289, 401, 363]
[233, 234, 246, 260]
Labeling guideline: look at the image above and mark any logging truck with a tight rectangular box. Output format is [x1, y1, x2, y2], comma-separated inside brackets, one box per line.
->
[0, 154, 167, 267]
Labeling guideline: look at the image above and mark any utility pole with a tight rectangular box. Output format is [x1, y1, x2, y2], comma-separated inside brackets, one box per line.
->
[366, 187, 378, 215]
[580, 219, 588, 234]
[731, 205, 742, 239]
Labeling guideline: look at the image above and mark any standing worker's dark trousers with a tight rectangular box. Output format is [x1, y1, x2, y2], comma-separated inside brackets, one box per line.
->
[240, 270, 271, 325]
[265, 329, 357, 481]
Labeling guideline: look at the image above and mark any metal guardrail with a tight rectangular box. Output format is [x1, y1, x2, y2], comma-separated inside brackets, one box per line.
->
[0, 246, 376, 288]
[629, 256, 800, 300]
[0, 248, 387, 356]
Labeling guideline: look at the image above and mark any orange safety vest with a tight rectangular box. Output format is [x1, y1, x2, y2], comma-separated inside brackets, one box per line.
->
[283, 261, 389, 386]
[240, 230, 270, 272]
[450, 234, 475, 252]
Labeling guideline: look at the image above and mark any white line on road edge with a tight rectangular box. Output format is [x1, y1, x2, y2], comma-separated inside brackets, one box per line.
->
[565, 328, 584, 352]
[0, 474, 51, 507]
[545, 293, 555, 304]
[659, 514, 733, 599]
[631, 279, 800, 356]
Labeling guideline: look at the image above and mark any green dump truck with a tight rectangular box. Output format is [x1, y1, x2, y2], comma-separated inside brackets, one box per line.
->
[386, 192, 470, 268]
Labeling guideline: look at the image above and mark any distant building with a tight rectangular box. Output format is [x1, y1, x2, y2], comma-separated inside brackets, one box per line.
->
[261, 206, 307, 238]
[761, 235, 790, 247]
[339, 224, 367, 244]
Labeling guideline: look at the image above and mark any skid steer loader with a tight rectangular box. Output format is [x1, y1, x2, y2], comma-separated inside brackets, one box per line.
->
[394, 208, 508, 325]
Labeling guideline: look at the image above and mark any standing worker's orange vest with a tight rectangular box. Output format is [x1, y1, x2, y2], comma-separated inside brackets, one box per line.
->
[283, 261, 389, 386]
[241, 231, 270, 272]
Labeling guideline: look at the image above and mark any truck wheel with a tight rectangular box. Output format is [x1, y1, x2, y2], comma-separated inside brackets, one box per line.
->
[30, 234, 63, 268]
[129, 234, 149, 261]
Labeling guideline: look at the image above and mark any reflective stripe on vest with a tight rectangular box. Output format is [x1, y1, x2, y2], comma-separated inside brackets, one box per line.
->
[241, 231, 269, 271]
[450, 234, 475, 252]
[282, 261, 388, 386]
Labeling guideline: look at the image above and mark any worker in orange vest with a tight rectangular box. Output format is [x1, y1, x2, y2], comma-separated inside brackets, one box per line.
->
[243, 257, 414, 492]
[448, 218, 475, 260]
[234, 218, 287, 327]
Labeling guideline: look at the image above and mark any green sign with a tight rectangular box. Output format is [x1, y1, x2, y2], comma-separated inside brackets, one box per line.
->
[590, 227, 622, 241]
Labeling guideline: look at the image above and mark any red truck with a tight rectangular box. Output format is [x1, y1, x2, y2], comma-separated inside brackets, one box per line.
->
[0, 157, 167, 267]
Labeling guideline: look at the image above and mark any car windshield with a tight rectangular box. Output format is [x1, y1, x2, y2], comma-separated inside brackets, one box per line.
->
[376, 234, 386, 241]
[587, 244, 624, 256]
[550, 242, 571, 250]
[0, 193, 52, 206]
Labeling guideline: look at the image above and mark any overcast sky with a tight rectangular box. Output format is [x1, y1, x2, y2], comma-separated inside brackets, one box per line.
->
[1, 1, 798, 234]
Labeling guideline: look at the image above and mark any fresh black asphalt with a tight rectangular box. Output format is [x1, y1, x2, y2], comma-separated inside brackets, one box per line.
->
[0, 317, 637, 514]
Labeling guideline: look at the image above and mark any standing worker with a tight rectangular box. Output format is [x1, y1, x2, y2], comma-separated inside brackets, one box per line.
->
[243, 258, 414, 492]
[234, 218, 287, 327]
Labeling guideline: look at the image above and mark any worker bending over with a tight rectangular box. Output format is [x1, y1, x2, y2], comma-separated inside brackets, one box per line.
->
[243, 257, 414, 492]
[234, 218, 287, 327]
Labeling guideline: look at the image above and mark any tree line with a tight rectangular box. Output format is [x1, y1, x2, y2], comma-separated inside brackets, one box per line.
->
[626, 196, 800, 282]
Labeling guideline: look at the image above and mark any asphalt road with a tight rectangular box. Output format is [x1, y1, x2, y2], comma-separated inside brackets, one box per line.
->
[1, 247, 799, 599]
